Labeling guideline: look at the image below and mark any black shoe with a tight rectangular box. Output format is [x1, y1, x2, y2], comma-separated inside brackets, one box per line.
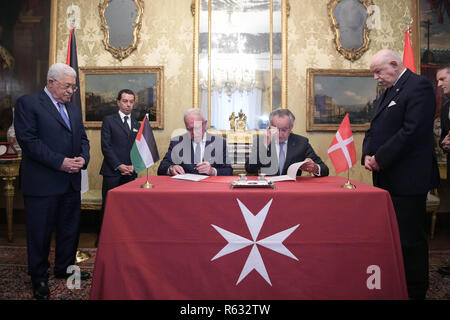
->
[32, 281, 50, 300]
[54, 270, 91, 280]
[437, 265, 450, 276]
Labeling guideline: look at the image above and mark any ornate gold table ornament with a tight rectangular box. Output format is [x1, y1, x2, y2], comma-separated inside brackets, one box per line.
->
[0, 157, 21, 242]
[235, 110, 247, 131]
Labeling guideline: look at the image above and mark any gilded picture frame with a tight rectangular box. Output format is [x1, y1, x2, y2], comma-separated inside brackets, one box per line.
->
[79, 66, 164, 129]
[306, 68, 380, 132]
[327, 0, 373, 62]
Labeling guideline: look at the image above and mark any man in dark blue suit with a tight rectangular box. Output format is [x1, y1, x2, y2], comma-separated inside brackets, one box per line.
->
[362, 49, 440, 299]
[245, 109, 329, 177]
[436, 64, 450, 276]
[14, 63, 90, 299]
[98, 89, 139, 242]
[158, 108, 233, 176]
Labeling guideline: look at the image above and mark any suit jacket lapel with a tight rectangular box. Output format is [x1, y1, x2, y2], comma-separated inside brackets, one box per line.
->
[372, 69, 410, 121]
[283, 136, 296, 173]
[39, 91, 72, 131]
[114, 113, 130, 137]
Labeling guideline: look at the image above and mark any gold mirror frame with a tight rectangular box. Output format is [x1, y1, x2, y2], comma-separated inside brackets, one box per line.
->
[192, 0, 290, 130]
[327, 0, 372, 62]
[99, 0, 144, 61]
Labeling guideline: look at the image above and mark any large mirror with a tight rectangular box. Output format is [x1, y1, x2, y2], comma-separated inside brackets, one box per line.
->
[99, 0, 144, 61]
[328, 0, 372, 62]
[193, 0, 289, 131]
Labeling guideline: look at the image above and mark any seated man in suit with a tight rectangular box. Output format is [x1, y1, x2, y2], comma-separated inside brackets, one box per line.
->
[158, 108, 233, 176]
[98, 89, 140, 243]
[246, 109, 329, 177]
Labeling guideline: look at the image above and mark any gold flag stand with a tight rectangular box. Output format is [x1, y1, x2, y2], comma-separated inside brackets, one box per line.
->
[341, 168, 356, 189]
[141, 167, 154, 188]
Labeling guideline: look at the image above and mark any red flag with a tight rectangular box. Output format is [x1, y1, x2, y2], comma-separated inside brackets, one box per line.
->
[403, 28, 416, 73]
[327, 114, 356, 173]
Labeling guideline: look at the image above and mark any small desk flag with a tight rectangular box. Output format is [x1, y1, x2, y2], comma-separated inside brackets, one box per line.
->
[130, 114, 160, 173]
[327, 114, 356, 173]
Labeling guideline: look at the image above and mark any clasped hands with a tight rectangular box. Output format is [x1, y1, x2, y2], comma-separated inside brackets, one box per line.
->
[364, 155, 380, 172]
[117, 164, 134, 176]
[60, 157, 85, 174]
[169, 162, 215, 176]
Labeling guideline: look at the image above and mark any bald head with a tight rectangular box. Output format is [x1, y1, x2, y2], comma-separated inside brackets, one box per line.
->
[370, 49, 405, 88]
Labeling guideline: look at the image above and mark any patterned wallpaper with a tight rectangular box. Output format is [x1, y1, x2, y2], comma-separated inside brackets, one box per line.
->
[53, 0, 414, 189]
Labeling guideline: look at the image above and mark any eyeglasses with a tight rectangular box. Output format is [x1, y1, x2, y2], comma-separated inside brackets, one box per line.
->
[52, 79, 78, 92]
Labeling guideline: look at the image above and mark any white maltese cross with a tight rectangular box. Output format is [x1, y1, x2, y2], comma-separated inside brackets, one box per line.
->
[211, 199, 300, 286]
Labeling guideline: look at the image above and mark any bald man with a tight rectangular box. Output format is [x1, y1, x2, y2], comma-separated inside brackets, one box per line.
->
[362, 49, 440, 299]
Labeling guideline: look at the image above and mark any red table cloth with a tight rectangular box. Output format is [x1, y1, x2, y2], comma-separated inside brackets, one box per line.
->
[90, 175, 407, 300]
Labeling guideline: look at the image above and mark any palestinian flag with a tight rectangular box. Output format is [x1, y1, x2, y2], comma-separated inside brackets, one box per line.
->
[130, 115, 159, 173]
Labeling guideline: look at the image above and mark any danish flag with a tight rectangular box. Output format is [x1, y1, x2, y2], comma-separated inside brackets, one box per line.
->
[327, 114, 356, 173]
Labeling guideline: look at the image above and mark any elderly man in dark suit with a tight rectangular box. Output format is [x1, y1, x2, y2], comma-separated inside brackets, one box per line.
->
[14, 62, 90, 300]
[158, 108, 233, 176]
[98, 89, 140, 243]
[362, 49, 440, 299]
[245, 109, 329, 177]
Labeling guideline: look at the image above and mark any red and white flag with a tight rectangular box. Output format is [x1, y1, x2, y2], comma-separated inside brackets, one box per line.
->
[327, 114, 356, 173]
[403, 28, 416, 73]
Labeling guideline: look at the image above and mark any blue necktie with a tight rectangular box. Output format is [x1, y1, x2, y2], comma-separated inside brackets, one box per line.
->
[57, 102, 71, 130]
[278, 142, 286, 175]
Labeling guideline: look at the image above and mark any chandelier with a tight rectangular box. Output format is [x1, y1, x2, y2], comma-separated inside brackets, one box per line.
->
[199, 31, 257, 96]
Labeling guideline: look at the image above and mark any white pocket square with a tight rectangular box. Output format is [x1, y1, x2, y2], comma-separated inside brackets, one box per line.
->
[388, 101, 397, 108]
[133, 128, 138, 132]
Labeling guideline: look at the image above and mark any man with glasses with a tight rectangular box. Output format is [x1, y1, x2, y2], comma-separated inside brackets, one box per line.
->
[246, 109, 329, 177]
[14, 62, 90, 299]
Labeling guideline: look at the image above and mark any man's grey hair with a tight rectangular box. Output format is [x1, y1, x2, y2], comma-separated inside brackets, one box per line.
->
[47, 62, 76, 82]
[269, 108, 295, 126]
[184, 108, 205, 120]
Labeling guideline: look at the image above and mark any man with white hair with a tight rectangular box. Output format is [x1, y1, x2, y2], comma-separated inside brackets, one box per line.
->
[14, 62, 90, 299]
[157, 108, 232, 176]
[362, 49, 440, 299]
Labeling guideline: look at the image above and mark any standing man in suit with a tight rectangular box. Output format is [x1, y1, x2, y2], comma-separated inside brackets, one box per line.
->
[14, 63, 90, 300]
[245, 109, 329, 177]
[157, 108, 233, 176]
[98, 89, 140, 243]
[362, 49, 440, 299]
[437, 64, 450, 276]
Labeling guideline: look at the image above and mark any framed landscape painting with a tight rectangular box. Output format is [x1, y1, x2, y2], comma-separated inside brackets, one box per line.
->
[306, 68, 380, 131]
[79, 66, 164, 129]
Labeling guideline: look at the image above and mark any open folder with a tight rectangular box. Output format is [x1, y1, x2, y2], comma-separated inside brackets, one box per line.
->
[266, 160, 307, 182]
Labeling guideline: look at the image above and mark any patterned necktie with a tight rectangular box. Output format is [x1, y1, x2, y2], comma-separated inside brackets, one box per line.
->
[57, 102, 71, 130]
[194, 142, 201, 164]
[278, 141, 286, 175]
[123, 115, 130, 133]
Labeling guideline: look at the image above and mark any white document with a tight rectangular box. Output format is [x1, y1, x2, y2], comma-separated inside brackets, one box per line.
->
[266, 161, 307, 182]
[171, 173, 210, 181]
